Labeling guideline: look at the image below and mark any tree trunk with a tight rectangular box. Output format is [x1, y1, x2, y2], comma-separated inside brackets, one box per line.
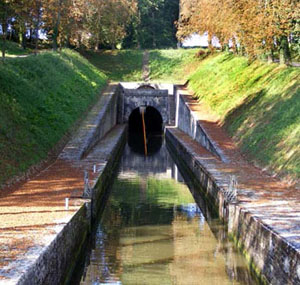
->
[22, 31, 27, 49]
[1, 4, 8, 63]
[29, 28, 33, 43]
[77, 33, 82, 49]
[34, 1, 42, 55]
[279, 36, 291, 65]
[53, 25, 59, 51]
[65, 33, 71, 48]
[267, 48, 274, 63]
[1, 31, 6, 63]
[207, 32, 214, 52]
[151, 11, 156, 48]
[53, 0, 63, 51]
[232, 37, 238, 54]
[94, 33, 99, 51]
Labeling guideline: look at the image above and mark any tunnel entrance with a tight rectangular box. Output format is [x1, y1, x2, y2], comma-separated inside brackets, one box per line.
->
[137, 85, 155, 90]
[128, 106, 163, 155]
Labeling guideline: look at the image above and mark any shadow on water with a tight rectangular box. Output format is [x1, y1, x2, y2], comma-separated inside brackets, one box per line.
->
[70, 134, 258, 285]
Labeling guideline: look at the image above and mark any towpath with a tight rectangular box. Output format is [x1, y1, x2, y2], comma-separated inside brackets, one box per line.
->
[169, 85, 300, 283]
[0, 85, 125, 283]
[142, 50, 150, 82]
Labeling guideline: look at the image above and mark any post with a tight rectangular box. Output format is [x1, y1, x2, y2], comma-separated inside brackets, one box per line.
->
[140, 106, 148, 156]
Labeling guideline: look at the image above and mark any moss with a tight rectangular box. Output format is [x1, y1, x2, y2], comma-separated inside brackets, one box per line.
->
[228, 232, 269, 285]
[62, 206, 91, 285]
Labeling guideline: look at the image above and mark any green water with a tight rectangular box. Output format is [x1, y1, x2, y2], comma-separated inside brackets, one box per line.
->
[77, 143, 256, 285]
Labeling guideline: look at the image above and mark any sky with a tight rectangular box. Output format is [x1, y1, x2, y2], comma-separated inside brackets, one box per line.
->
[182, 33, 221, 48]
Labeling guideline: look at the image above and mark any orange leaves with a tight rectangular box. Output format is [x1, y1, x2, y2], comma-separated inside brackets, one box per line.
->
[178, 0, 297, 57]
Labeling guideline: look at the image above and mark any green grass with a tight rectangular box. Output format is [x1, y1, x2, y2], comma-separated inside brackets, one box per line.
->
[81, 50, 143, 82]
[149, 49, 200, 83]
[0, 49, 107, 186]
[188, 52, 300, 180]
[0, 39, 31, 57]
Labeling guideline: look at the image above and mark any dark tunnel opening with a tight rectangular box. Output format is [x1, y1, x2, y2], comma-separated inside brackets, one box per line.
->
[137, 85, 155, 90]
[128, 106, 163, 155]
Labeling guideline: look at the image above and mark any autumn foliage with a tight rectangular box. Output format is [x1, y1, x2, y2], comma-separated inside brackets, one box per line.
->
[177, 0, 299, 63]
[0, 0, 137, 58]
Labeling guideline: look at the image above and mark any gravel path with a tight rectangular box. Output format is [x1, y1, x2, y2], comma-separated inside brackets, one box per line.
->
[142, 50, 150, 82]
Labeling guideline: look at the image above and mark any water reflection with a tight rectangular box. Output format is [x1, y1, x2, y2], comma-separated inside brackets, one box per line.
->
[128, 133, 163, 156]
[75, 140, 257, 285]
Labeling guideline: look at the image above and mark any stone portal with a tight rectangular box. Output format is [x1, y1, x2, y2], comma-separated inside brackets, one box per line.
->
[119, 88, 170, 126]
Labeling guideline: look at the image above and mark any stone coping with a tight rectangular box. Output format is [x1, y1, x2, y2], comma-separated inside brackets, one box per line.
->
[166, 127, 300, 284]
[0, 83, 126, 284]
[123, 88, 169, 97]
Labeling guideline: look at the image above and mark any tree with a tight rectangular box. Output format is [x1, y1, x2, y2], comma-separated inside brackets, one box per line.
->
[0, 0, 13, 61]
[83, 0, 137, 50]
[177, 0, 299, 63]
[123, 0, 179, 49]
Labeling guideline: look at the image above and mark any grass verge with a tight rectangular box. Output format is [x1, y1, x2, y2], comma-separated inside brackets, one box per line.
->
[81, 49, 143, 82]
[188, 52, 300, 181]
[148, 49, 201, 83]
[0, 49, 107, 186]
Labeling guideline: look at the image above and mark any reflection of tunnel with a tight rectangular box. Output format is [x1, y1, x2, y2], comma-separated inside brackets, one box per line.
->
[128, 106, 163, 155]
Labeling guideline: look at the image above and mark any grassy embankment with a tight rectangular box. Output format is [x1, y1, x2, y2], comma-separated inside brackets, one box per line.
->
[83, 49, 198, 83]
[148, 49, 200, 83]
[148, 49, 299, 181]
[0, 49, 107, 186]
[188, 53, 299, 181]
[82, 50, 143, 82]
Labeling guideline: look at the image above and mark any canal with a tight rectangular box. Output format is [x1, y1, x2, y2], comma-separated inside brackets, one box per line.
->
[71, 129, 257, 284]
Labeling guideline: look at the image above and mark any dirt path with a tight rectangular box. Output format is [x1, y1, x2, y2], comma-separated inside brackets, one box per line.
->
[169, 86, 300, 284]
[175, 85, 300, 247]
[0, 85, 122, 282]
[142, 50, 150, 82]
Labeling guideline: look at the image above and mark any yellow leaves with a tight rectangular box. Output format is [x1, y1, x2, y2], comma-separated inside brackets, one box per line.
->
[178, 0, 296, 56]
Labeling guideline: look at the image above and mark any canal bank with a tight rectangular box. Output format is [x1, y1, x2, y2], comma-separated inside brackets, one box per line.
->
[73, 138, 257, 284]
[166, 85, 300, 284]
[0, 84, 127, 284]
[0, 81, 298, 284]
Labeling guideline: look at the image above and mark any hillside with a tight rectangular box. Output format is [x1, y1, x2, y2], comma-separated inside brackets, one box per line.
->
[0, 49, 107, 186]
[0, 39, 31, 58]
[81, 50, 143, 82]
[149, 49, 200, 83]
[1, 47, 298, 186]
[188, 53, 299, 182]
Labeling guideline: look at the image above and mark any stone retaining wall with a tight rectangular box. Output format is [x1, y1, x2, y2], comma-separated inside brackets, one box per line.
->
[17, 126, 126, 285]
[176, 90, 229, 163]
[80, 85, 121, 159]
[166, 128, 300, 285]
[17, 205, 90, 285]
[15, 83, 127, 285]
